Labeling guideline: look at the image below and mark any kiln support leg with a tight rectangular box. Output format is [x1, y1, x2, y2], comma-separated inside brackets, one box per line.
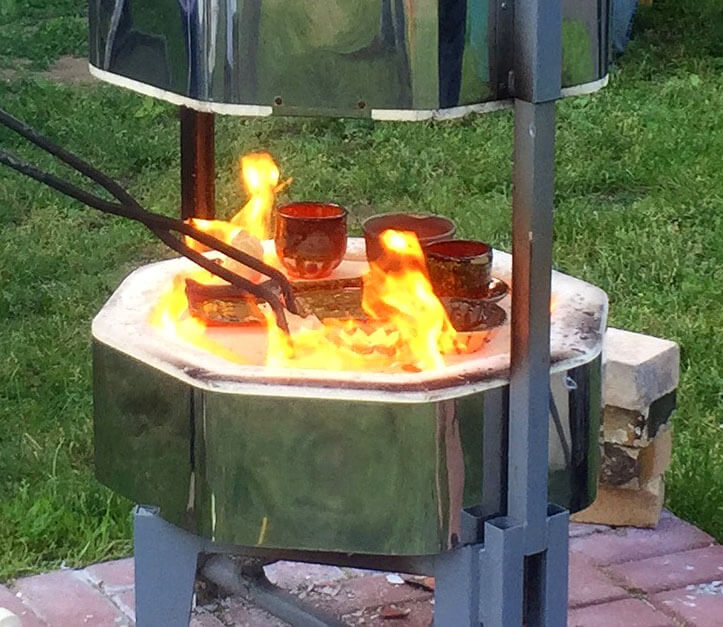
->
[432, 506, 568, 627]
[133, 505, 203, 627]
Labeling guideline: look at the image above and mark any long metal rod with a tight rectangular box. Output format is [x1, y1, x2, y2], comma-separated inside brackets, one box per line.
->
[0, 108, 298, 330]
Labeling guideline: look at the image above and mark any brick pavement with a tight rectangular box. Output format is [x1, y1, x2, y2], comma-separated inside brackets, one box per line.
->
[1, 511, 720, 626]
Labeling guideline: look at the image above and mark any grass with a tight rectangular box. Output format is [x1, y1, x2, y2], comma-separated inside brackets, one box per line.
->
[0, 0, 721, 579]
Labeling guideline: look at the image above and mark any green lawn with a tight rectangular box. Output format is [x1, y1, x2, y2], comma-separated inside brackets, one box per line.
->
[0, 0, 721, 579]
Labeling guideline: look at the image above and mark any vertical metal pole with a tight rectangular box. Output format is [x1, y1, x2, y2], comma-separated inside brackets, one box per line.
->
[134, 506, 204, 627]
[180, 107, 215, 219]
[507, 0, 564, 624]
[508, 98, 556, 552]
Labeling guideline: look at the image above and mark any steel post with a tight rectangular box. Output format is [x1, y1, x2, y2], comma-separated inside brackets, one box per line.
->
[133, 506, 203, 627]
[508, 98, 557, 552]
[180, 107, 215, 219]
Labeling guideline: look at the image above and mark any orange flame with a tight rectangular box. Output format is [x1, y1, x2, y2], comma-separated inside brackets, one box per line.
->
[150, 150, 478, 372]
[149, 271, 247, 364]
[230, 153, 280, 240]
[184, 152, 280, 252]
[263, 230, 459, 371]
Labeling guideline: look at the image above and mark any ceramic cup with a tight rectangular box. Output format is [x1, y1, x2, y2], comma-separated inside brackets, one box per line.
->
[362, 213, 456, 262]
[423, 239, 493, 299]
[275, 202, 348, 279]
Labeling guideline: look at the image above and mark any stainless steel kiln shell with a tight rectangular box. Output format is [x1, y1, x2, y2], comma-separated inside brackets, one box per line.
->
[94, 341, 599, 555]
[88, 0, 610, 118]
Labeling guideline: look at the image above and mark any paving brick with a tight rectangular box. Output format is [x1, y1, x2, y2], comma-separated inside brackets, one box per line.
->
[568, 552, 628, 608]
[0, 585, 46, 627]
[85, 558, 135, 592]
[567, 598, 674, 626]
[607, 546, 723, 594]
[190, 610, 226, 626]
[568, 522, 612, 538]
[111, 588, 135, 622]
[342, 598, 434, 626]
[14, 570, 125, 626]
[570, 510, 713, 565]
[603, 328, 679, 411]
[653, 582, 723, 627]
[218, 598, 289, 626]
[264, 561, 346, 590]
[305, 573, 432, 616]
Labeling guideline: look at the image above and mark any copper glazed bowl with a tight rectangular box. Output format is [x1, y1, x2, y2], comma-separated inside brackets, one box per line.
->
[275, 202, 348, 280]
[423, 239, 493, 299]
[362, 213, 456, 262]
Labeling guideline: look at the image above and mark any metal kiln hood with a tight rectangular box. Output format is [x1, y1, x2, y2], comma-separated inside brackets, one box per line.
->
[88, 0, 610, 119]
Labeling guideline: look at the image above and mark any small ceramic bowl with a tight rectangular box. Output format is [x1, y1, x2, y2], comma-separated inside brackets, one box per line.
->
[424, 239, 493, 299]
[275, 202, 348, 279]
[362, 213, 456, 262]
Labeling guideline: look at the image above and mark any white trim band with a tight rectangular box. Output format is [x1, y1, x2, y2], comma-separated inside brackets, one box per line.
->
[89, 63, 608, 121]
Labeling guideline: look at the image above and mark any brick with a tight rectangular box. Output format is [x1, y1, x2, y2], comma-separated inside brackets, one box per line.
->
[219, 598, 288, 626]
[264, 561, 346, 590]
[603, 406, 651, 447]
[607, 546, 723, 594]
[0, 585, 46, 627]
[567, 598, 674, 626]
[190, 610, 227, 626]
[568, 552, 628, 608]
[14, 570, 124, 626]
[653, 582, 723, 627]
[570, 510, 714, 566]
[342, 598, 434, 626]
[568, 522, 612, 538]
[111, 588, 135, 622]
[599, 443, 641, 488]
[597, 427, 673, 492]
[571, 476, 665, 527]
[305, 573, 431, 615]
[85, 558, 134, 592]
[603, 328, 679, 411]
[647, 391, 676, 439]
[638, 427, 673, 484]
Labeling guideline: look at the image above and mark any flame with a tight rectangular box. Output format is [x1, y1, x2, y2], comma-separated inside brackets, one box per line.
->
[360, 230, 458, 369]
[150, 150, 481, 373]
[184, 218, 244, 253]
[184, 152, 280, 252]
[149, 271, 247, 364]
[230, 153, 280, 240]
[263, 230, 460, 372]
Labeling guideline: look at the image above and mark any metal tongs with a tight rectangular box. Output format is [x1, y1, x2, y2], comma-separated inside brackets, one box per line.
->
[0, 108, 297, 332]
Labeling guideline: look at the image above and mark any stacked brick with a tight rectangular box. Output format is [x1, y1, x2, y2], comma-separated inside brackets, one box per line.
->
[572, 328, 679, 527]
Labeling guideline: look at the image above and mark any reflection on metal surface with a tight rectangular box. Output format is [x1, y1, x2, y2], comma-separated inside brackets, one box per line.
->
[88, 0, 610, 117]
[94, 340, 601, 554]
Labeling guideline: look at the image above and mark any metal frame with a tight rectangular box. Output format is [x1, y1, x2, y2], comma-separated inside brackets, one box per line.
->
[132, 0, 568, 622]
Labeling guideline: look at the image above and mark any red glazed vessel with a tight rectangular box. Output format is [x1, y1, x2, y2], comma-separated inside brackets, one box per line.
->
[275, 202, 348, 279]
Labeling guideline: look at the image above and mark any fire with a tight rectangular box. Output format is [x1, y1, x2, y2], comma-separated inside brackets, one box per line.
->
[151, 150, 479, 373]
[263, 230, 460, 372]
[149, 271, 247, 364]
[185, 152, 280, 252]
[230, 152, 280, 240]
